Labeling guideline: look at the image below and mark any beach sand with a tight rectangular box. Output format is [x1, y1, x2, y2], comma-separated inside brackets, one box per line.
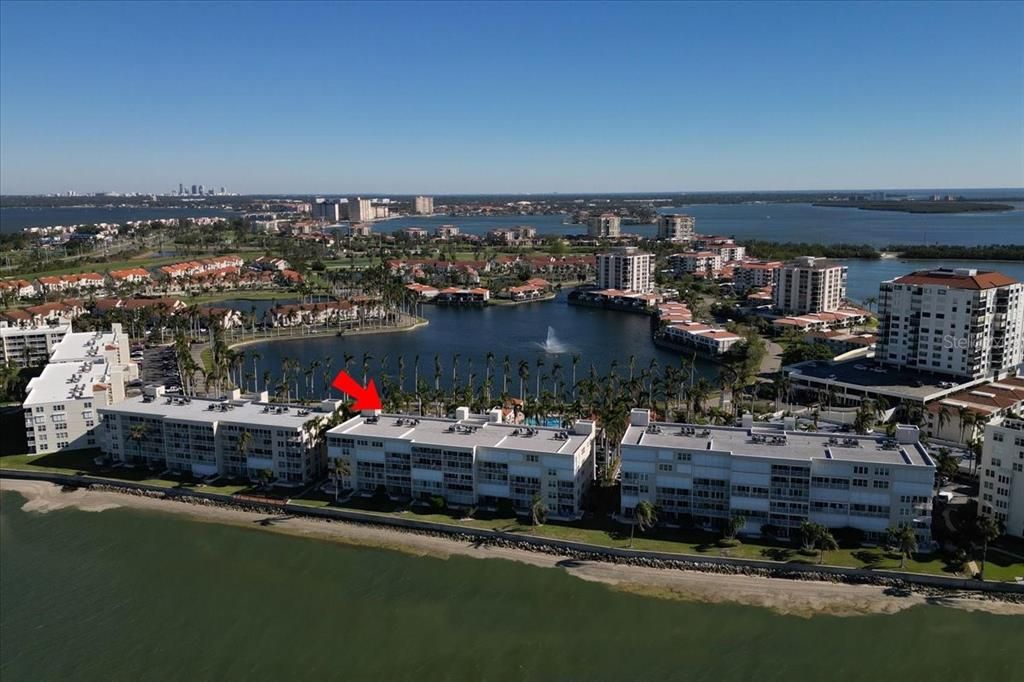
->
[3, 479, 1021, 618]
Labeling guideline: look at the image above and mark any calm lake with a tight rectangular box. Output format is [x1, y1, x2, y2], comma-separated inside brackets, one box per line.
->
[1, 492, 1021, 681]
[238, 289, 719, 397]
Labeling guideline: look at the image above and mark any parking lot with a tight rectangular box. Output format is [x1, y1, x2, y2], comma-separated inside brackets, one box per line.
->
[136, 344, 182, 392]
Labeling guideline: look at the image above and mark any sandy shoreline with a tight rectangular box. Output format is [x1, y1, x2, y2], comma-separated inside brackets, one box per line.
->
[3, 479, 1021, 618]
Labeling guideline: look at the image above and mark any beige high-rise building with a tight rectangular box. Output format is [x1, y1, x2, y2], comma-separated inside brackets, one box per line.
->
[347, 197, 373, 222]
[587, 213, 621, 238]
[414, 196, 434, 215]
[979, 417, 1024, 538]
[773, 256, 848, 314]
[876, 268, 1023, 379]
[657, 214, 695, 241]
[597, 247, 654, 293]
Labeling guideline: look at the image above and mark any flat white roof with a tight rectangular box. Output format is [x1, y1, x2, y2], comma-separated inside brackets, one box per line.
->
[24, 359, 109, 406]
[1, 324, 69, 338]
[49, 330, 118, 363]
[623, 422, 933, 467]
[330, 413, 593, 455]
[100, 393, 331, 429]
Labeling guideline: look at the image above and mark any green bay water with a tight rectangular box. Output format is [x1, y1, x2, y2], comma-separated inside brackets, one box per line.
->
[1, 493, 1021, 682]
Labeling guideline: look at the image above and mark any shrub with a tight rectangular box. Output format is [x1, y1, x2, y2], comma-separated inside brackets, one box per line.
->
[428, 495, 447, 512]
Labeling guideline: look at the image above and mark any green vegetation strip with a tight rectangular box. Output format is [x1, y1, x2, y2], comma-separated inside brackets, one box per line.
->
[4, 452, 1022, 582]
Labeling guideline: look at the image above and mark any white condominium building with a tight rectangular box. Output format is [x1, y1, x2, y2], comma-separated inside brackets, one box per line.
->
[876, 268, 1023, 380]
[347, 197, 373, 222]
[668, 252, 722, 277]
[597, 247, 655, 293]
[733, 261, 782, 294]
[327, 407, 597, 519]
[773, 256, 848, 314]
[979, 416, 1024, 538]
[587, 213, 621, 238]
[656, 214, 695, 242]
[1, 322, 69, 367]
[619, 410, 935, 543]
[99, 386, 342, 485]
[23, 324, 137, 455]
[414, 196, 434, 215]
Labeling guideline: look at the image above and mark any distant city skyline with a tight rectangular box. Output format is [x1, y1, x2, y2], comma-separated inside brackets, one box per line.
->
[1, 1, 1022, 195]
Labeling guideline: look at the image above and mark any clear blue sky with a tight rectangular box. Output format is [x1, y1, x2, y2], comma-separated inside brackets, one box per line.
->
[1, 0, 1022, 194]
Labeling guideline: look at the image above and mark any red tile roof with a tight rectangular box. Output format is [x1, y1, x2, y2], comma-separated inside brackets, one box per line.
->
[894, 270, 1018, 290]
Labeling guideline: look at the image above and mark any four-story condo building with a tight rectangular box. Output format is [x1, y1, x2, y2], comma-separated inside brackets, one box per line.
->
[327, 407, 596, 519]
[619, 410, 936, 543]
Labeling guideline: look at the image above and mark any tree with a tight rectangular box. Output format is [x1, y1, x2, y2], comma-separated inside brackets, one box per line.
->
[530, 493, 548, 526]
[723, 513, 746, 540]
[816, 528, 838, 564]
[934, 447, 959, 482]
[128, 423, 148, 464]
[781, 341, 834, 366]
[332, 456, 351, 502]
[799, 520, 822, 552]
[974, 515, 1002, 580]
[887, 524, 918, 569]
[630, 499, 657, 547]
[258, 468, 275, 495]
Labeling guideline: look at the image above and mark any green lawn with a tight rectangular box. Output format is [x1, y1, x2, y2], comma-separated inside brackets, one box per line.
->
[285, 490, 1024, 582]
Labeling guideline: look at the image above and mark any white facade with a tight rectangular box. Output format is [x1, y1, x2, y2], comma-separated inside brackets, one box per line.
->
[774, 256, 848, 314]
[619, 410, 935, 543]
[656, 214, 695, 242]
[877, 268, 1023, 380]
[733, 261, 782, 294]
[587, 214, 621, 238]
[327, 408, 597, 519]
[414, 196, 434, 215]
[597, 247, 654, 293]
[979, 417, 1024, 538]
[99, 386, 342, 485]
[668, 252, 722, 277]
[1, 322, 69, 367]
[435, 224, 460, 239]
[22, 324, 136, 454]
[663, 322, 742, 355]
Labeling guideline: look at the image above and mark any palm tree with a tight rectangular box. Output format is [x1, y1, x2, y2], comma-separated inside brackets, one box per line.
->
[816, 528, 838, 564]
[630, 499, 657, 547]
[128, 423, 148, 464]
[887, 524, 918, 569]
[570, 354, 580, 399]
[518, 360, 529, 402]
[530, 493, 548, 526]
[975, 515, 1002, 580]
[361, 352, 374, 386]
[502, 354, 511, 396]
[535, 357, 545, 399]
[236, 429, 253, 468]
[332, 456, 351, 502]
[934, 447, 960, 482]
[935, 405, 952, 438]
[251, 351, 262, 393]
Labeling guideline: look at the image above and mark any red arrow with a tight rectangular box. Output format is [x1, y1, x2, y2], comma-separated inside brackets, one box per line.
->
[330, 370, 382, 411]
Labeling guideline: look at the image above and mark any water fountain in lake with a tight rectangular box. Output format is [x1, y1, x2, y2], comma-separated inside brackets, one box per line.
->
[536, 326, 569, 354]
